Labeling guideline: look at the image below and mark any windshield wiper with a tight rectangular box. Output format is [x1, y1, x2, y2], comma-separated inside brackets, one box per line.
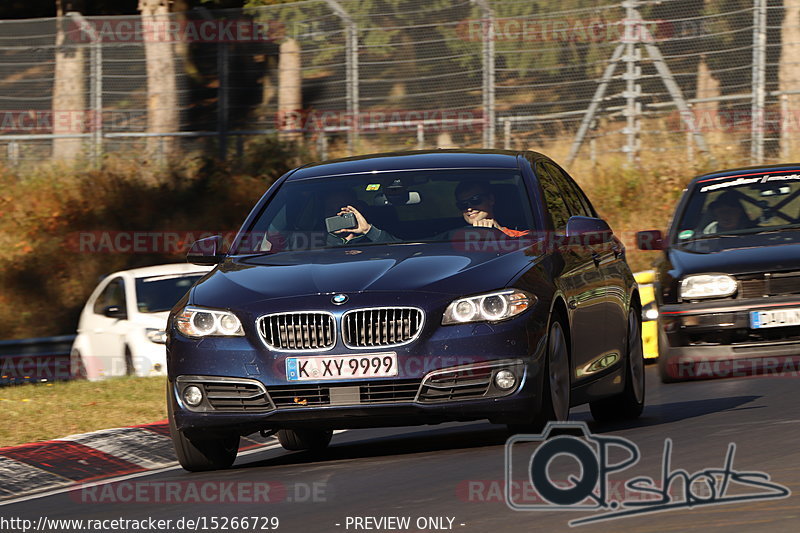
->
[754, 224, 800, 235]
[677, 233, 741, 244]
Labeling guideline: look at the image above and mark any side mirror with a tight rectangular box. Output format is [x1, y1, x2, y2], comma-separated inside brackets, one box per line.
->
[187, 235, 225, 265]
[565, 216, 613, 246]
[103, 305, 127, 320]
[636, 230, 664, 251]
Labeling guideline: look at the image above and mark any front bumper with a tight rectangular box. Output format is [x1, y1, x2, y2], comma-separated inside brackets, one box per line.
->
[167, 309, 549, 435]
[658, 296, 800, 377]
[170, 359, 543, 434]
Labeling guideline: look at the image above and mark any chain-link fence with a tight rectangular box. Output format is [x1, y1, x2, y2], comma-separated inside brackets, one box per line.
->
[0, 0, 798, 170]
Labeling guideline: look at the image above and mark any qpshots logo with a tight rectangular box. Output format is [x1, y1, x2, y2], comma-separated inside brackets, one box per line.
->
[504, 422, 790, 526]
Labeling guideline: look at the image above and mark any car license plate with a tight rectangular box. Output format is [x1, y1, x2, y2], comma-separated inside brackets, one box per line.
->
[750, 308, 800, 329]
[286, 353, 398, 381]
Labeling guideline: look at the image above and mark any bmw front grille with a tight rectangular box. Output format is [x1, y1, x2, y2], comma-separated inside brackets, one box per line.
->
[258, 312, 336, 351]
[342, 307, 424, 348]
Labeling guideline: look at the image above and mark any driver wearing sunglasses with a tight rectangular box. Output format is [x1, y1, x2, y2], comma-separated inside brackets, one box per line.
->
[454, 181, 529, 238]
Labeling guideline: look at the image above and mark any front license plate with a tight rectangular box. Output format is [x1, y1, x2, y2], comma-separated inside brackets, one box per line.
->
[750, 308, 800, 329]
[286, 353, 398, 381]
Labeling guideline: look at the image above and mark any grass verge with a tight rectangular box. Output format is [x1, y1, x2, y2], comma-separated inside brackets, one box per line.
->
[0, 376, 167, 448]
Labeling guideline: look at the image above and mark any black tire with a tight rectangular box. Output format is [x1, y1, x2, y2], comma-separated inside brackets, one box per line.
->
[167, 384, 240, 472]
[124, 346, 134, 377]
[590, 308, 646, 422]
[277, 428, 333, 451]
[509, 313, 570, 434]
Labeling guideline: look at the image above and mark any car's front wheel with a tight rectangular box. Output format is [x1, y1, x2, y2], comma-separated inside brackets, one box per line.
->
[590, 308, 645, 422]
[277, 429, 333, 452]
[167, 385, 239, 471]
[509, 313, 570, 433]
[124, 346, 135, 377]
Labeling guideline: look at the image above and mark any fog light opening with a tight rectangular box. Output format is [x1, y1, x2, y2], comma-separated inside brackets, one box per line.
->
[494, 369, 516, 390]
[183, 385, 204, 407]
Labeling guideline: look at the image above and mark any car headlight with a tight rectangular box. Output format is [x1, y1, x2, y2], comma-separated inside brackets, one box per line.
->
[642, 301, 658, 322]
[145, 328, 167, 344]
[175, 306, 244, 337]
[442, 289, 534, 325]
[680, 274, 737, 300]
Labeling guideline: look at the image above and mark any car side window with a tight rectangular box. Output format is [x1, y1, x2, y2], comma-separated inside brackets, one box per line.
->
[93, 278, 126, 315]
[541, 162, 592, 218]
[555, 165, 597, 218]
[536, 162, 571, 230]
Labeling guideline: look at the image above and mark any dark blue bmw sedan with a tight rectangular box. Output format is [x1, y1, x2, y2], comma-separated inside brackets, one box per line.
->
[167, 150, 644, 471]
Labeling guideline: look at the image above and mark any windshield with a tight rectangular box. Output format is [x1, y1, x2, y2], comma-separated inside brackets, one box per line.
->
[674, 171, 800, 243]
[233, 169, 536, 253]
[135, 274, 205, 313]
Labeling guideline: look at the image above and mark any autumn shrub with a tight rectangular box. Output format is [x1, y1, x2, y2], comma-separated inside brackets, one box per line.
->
[0, 136, 304, 339]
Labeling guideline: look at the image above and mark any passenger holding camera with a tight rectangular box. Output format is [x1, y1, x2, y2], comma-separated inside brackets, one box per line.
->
[324, 191, 396, 245]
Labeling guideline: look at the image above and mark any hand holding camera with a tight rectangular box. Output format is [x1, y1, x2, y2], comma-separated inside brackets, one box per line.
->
[325, 205, 372, 239]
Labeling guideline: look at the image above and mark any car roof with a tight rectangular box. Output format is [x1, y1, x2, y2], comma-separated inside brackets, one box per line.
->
[691, 163, 800, 185]
[286, 149, 538, 181]
[106, 263, 213, 279]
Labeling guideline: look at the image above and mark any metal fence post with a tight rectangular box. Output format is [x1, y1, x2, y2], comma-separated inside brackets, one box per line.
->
[7, 142, 19, 166]
[318, 131, 328, 159]
[93, 25, 102, 163]
[325, 0, 359, 155]
[474, 0, 495, 149]
[349, 23, 360, 154]
[751, 0, 767, 164]
[623, 1, 641, 164]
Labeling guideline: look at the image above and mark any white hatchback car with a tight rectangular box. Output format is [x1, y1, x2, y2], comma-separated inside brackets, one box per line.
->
[71, 264, 212, 380]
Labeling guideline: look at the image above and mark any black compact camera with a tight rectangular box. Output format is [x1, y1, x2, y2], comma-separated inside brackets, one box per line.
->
[325, 212, 357, 233]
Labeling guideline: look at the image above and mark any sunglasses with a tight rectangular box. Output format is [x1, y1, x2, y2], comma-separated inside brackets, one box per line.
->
[456, 193, 488, 211]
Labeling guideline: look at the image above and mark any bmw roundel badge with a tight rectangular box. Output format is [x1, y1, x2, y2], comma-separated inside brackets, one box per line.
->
[332, 294, 348, 305]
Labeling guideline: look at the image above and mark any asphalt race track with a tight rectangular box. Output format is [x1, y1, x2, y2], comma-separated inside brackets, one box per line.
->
[3, 366, 800, 533]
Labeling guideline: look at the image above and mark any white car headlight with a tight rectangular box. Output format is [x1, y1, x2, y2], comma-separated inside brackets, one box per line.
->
[175, 306, 244, 337]
[442, 289, 534, 325]
[680, 274, 737, 300]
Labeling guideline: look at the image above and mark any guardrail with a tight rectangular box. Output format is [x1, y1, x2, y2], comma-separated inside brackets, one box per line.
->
[0, 335, 76, 386]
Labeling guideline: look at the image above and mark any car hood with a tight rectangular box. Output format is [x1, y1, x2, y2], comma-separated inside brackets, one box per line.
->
[191, 243, 540, 306]
[131, 311, 170, 329]
[670, 231, 800, 276]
